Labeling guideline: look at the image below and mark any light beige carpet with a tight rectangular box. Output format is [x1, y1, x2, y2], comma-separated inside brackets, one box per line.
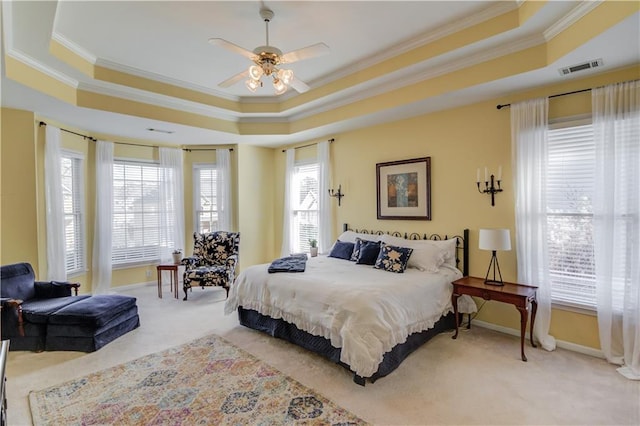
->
[7, 284, 640, 425]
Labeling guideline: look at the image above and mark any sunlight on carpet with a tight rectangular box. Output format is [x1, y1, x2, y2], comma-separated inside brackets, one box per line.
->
[29, 334, 366, 425]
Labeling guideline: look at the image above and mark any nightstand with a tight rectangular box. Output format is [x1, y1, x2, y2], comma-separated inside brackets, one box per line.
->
[157, 263, 180, 299]
[451, 276, 538, 361]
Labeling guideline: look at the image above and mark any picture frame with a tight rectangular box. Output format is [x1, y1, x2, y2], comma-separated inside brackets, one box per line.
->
[376, 157, 431, 220]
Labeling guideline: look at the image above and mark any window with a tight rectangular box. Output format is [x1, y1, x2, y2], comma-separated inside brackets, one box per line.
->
[193, 164, 218, 233]
[546, 120, 596, 309]
[112, 160, 173, 265]
[291, 162, 319, 252]
[61, 152, 85, 275]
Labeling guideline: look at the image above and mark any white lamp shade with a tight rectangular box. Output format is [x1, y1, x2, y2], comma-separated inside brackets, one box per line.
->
[479, 228, 511, 251]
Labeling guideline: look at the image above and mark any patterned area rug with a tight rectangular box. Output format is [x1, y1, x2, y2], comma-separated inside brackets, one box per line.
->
[29, 334, 367, 425]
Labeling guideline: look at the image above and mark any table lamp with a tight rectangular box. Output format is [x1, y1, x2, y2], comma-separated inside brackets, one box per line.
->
[479, 228, 511, 286]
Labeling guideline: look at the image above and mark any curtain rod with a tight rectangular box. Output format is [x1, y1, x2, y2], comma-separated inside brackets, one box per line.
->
[38, 121, 232, 151]
[496, 88, 592, 110]
[281, 138, 335, 153]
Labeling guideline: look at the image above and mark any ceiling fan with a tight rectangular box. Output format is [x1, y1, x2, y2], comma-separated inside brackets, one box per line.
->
[209, 5, 329, 95]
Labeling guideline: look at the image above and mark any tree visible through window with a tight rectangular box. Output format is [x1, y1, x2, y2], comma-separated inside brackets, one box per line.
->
[194, 165, 218, 233]
[61, 152, 85, 274]
[546, 121, 596, 309]
[292, 163, 319, 252]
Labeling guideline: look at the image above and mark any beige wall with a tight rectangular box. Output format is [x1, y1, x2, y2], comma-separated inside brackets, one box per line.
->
[2, 64, 638, 349]
[273, 65, 639, 351]
[1, 109, 39, 270]
[236, 144, 277, 267]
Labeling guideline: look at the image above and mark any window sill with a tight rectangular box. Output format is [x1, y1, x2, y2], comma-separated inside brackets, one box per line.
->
[551, 301, 597, 317]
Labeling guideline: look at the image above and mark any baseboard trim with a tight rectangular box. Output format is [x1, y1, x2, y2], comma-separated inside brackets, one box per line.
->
[111, 281, 156, 293]
[472, 319, 605, 359]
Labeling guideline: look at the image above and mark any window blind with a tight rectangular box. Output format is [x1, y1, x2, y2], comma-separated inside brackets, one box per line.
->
[546, 123, 596, 308]
[61, 153, 85, 274]
[112, 160, 171, 265]
[194, 165, 218, 233]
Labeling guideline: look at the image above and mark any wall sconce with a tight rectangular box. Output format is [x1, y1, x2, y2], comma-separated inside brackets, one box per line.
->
[477, 166, 503, 206]
[328, 184, 344, 206]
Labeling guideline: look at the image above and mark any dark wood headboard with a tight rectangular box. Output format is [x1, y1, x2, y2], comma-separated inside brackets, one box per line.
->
[342, 223, 469, 276]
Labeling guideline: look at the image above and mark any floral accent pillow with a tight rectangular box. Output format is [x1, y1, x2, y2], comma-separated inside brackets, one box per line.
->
[374, 243, 413, 273]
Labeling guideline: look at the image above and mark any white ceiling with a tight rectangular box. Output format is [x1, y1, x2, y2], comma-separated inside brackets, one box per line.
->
[1, 1, 639, 147]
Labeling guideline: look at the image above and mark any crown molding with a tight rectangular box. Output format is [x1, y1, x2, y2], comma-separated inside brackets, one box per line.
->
[544, 0, 603, 41]
[77, 79, 241, 122]
[290, 33, 546, 122]
[309, 1, 518, 89]
[51, 32, 97, 64]
[94, 57, 239, 101]
[6, 48, 79, 88]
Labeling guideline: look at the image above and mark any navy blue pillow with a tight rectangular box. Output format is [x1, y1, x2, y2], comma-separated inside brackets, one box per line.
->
[374, 243, 413, 273]
[355, 240, 382, 265]
[328, 240, 355, 260]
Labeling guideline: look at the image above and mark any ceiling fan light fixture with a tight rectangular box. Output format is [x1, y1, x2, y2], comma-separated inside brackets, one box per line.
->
[278, 68, 294, 85]
[273, 78, 287, 95]
[245, 78, 261, 92]
[249, 65, 264, 80]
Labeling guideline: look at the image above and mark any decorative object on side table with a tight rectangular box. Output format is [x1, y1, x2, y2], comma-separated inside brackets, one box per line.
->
[309, 239, 318, 257]
[172, 249, 182, 264]
[478, 228, 511, 285]
[376, 157, 431, 220]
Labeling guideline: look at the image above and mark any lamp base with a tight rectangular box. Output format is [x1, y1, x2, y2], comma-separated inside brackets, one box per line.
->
[484, 279, 504, 286]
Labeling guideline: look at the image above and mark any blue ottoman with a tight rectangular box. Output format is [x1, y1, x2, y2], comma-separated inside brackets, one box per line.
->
[45, 295, 140, 352]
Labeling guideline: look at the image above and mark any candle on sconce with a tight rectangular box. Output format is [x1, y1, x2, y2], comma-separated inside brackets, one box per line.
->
[498, 166, 502, 181]
[484, 167, 488, 182]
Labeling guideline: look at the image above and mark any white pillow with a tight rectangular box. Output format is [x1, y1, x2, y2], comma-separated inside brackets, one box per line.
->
[335, 230, 383, 244]
[380, 234, 457, 272]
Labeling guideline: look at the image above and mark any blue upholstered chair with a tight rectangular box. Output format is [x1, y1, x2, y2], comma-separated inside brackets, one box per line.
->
[181, 231, 240, 301]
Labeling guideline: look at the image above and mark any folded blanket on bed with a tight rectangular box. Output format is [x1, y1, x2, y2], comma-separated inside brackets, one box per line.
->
[267, 254, 308, 273]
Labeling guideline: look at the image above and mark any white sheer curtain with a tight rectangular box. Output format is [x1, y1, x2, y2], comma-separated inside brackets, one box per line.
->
[92, 140, 113, 294]
[592, 80, 640, 380]
[44, 125, 67, 281]
[280, 149, 295, 257]
[215, 148, 232, 231]
[511, 97, 556, 351]
[317, 141, 332, 253]
[159, 147, 185, 262]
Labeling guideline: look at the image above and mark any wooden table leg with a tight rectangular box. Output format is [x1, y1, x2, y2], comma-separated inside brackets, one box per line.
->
[517, 306, 528, 362]
[530, 297, 538, 348]
[173, 267, 179, 299]
[452, 293, 460, 339]
[157, 267, 162, 299]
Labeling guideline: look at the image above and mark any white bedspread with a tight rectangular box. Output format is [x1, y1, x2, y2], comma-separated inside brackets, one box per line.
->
[225, 256, 473, 377]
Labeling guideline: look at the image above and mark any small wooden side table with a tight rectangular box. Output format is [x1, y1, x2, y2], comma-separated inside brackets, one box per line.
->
[157, 263, 180, 299]
[451, 276, 538, 362]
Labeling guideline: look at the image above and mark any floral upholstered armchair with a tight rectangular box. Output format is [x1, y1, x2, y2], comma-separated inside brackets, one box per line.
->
[181, 231, 240, 301]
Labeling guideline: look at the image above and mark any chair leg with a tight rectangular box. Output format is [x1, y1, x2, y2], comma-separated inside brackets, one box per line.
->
[183, 284, 189, 301]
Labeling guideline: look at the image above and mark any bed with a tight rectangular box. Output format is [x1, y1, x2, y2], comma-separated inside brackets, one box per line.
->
[225, 223, 475, 385]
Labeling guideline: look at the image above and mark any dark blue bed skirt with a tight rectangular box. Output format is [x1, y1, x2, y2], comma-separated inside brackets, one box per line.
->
[237, 307, 456, 385]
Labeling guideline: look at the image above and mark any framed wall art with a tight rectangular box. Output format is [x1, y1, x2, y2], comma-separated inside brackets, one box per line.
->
[376, 157, 431, 220]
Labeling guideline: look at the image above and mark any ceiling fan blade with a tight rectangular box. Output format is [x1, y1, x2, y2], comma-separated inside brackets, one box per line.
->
[208, 38, 256, 60]
[281, 42, 330, 64]
[219, 70, 249, 88]
[289, 77, 310, 93]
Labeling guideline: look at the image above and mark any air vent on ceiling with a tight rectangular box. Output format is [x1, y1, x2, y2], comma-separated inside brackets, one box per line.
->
[146, 128, 175, 134]
[558, 59, 603, 76]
